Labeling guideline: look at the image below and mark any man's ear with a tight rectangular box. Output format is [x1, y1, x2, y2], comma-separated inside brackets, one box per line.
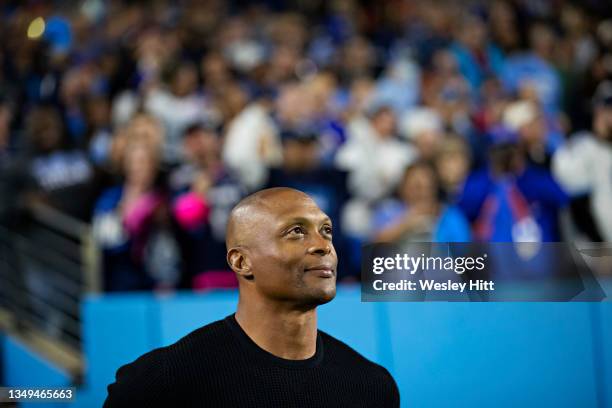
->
[227, 247, 254, 280]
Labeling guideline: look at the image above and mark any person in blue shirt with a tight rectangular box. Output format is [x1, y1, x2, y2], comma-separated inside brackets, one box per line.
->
[500, 23, 561, 115]
[371, 160, 472, 244]
[456, 128, 570, 281]
[457, 128, 568, 242]
[450, 13, 504, 93]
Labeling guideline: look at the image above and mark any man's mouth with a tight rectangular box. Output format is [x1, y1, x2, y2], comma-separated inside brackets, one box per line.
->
[304, 265, 335, 278]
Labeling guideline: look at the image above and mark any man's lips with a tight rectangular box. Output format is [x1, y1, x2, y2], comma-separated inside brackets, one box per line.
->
[304, 265, 336, 278]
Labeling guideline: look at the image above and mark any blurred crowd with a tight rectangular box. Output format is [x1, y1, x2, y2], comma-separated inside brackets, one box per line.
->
[1, 0, 612, 291]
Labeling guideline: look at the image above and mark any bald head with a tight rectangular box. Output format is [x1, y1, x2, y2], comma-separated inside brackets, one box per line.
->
[226, 187, 313, 250]
[225, 187, 337, 304]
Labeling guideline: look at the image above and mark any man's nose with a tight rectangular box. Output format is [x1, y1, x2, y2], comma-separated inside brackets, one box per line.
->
[307, 234, 332, 256]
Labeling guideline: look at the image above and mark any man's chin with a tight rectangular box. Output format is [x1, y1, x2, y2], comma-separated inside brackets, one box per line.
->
[312, 284, 337, 305]
[299, 284, 337, 307]
[318, 288, 337, 305]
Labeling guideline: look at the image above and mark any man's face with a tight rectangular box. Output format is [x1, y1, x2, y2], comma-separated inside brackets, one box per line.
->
[247, 193, 338, 306]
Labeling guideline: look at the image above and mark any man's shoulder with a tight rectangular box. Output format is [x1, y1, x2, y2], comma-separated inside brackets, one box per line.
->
[319, 330, 393, 376]
[150, 317, 232, 363]
[117, 317, 230, 368]
[104, 317, 232, 406]
[320, 331, 399, 403]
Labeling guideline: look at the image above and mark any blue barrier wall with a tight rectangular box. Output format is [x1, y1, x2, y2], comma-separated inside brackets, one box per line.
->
[79, 289, 612, 408]
[1, 334, 72, 408]
[386, 303, 598, 408]
[3, 286, 612, 408]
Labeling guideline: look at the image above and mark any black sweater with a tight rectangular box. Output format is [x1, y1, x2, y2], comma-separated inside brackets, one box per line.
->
[104, 314, 400, 407]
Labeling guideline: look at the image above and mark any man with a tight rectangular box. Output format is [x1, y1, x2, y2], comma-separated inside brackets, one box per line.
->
[553, 81, 612, 241]
[104, 187, 399, 407]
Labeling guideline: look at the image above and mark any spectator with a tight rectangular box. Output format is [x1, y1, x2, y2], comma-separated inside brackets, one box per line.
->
[171, 123, 245, 288]
[451, 13, 504, 92]
[472, 76, 509, 162]
[145, 60, 209, 162]
[458, 128, 568, 242]
[434, 135, 471, 201]
[85, 95, 113, 167]
[489, 0, 521, 53]
[14, 106, 96, 220]
[93, 141, 178, 291]
[339, 36, 377, 83]
[373, 57, 421, 117]
[302, 72, 346, 165]
[502, 100, 555, 168]
[400, 107, 444, 161]
[336, 105, 417, 202]
[501, 22, 562, 114]
[421, 49, 472, 136]
[552, 81, 612, 241]
[110, 113, 165, 170]
[222, 88, 283, 191]
[372, 160, 472, 244]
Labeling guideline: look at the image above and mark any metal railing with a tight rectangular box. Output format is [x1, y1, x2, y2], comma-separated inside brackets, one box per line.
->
[0, 202, 100, 372]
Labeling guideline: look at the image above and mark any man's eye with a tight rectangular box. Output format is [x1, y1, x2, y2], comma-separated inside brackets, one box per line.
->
[289, 226, 305, 235]
[323, 226, 333, 235]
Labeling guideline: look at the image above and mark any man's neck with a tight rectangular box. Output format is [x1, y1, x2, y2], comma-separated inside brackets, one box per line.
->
[235, 300, 318, 360]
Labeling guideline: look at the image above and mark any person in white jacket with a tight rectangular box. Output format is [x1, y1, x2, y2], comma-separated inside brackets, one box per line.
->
[552, 81, 612, 241]
[222, 94, 282, 191]
[335, 105, 417, 202]
[223, 83, 313, 191]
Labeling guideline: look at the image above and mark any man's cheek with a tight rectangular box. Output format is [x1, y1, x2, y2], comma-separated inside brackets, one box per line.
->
[331, 246, 339, 268]
[266, 250, 301, 277]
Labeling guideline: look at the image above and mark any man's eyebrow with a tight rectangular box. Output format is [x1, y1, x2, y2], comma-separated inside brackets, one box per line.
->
[278, 216, 333, 228]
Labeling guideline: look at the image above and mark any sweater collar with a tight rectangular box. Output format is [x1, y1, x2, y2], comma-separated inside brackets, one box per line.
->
[224, 314, 324, 369]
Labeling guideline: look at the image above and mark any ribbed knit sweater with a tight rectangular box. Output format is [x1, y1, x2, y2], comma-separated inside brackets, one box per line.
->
[104, 314, 399, 407]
